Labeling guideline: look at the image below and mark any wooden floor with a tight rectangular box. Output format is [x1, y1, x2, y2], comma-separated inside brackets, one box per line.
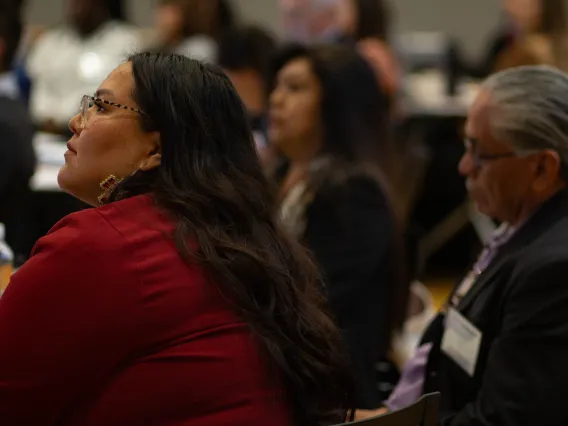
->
[423, 277, 454, 310]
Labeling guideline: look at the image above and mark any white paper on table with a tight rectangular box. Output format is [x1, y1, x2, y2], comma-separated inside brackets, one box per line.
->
[403, 71, 480, 116]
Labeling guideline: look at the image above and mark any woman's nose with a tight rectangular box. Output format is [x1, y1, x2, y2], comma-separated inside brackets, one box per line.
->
[269, 88, 283, 109]
[68, 113, 82, 136]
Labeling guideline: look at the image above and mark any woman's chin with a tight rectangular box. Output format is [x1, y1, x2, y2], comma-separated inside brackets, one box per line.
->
[57, 165, 71, 191]
[57, 166, 81, 200]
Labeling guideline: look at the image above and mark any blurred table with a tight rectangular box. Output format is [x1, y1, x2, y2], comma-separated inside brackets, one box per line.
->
[402, 70, 480, 117]
[31, 132, 65, 192]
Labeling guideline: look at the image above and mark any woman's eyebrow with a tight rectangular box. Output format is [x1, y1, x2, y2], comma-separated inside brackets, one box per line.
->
[95, 88, 115, 101]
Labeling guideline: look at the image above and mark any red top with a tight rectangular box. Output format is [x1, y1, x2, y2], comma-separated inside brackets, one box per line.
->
[0, 195, 292, 426]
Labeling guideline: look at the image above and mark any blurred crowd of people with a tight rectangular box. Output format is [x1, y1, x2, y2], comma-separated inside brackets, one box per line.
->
[2, 0, 568, 425]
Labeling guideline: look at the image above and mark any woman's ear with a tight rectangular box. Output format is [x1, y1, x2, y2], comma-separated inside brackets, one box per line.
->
[139, 132, 162, 171]
[139, 153, 162, 171]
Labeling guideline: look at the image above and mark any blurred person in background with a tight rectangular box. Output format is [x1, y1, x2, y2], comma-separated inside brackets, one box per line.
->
[0, 52, 355, 426]
[465, 0, 567, 77]
[269, 43, 410, 410]
[153, 0, 234, 63]
[365, 65, 568, 425]
[495, 0, 568, 71]
[218, 25, 277, 166]
[279, 0, 400, 99]
[337, 0, 400, 98]
[280, 0, 340, 43]
[0, 3, 36, 265]
[26, 0, 139, 136]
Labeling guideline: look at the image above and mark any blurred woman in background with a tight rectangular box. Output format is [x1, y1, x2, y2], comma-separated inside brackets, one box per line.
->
[269, 43, 410, 410]
[153, 0, 235, 62]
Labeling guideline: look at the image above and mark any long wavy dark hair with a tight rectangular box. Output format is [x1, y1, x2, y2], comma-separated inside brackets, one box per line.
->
[110, 52, 354, 426]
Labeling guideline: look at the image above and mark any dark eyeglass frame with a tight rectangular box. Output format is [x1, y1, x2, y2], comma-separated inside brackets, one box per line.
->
[464, 138, 568, 181]
[464, 137, 536, 169]
[80, 95, 146, 128]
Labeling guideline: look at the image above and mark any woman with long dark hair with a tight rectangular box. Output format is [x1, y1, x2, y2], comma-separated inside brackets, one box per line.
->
[0, 52, 353, 426]
[269, 43, 410, 410]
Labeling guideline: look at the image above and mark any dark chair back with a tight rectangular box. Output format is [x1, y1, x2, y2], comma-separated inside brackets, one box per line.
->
[338, 392, 440, 426]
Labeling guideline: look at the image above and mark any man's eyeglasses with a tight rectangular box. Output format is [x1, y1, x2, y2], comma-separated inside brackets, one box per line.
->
[464, 138, 538, 169]
[79, 95, 146, 128]
[464, 138, 568, 181]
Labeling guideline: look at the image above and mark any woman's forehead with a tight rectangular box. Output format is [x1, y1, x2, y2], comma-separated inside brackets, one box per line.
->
[280, 58, 313, 78]
[97, 62, 134, 102]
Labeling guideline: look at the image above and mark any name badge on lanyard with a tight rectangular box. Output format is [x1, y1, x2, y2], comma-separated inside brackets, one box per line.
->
[441, 307, 482, 377]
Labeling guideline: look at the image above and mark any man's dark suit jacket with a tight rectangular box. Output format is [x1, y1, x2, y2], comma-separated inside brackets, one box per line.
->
[0, 94, 36, 261]
[420, 188, 568, 425]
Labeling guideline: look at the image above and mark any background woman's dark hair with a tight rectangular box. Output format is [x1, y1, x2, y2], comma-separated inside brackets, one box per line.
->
[353, 0, 391, 41]
[271, 43, 410, 346]
[112, 52, 354, 426]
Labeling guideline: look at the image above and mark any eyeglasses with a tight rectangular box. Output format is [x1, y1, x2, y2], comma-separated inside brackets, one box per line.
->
[464, 138, 568, 181]
[79, 95, 146, 128]
[464, 138, 537, 170]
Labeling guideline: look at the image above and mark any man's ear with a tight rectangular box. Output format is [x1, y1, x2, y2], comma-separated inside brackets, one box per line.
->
[532, 150, 561, 192]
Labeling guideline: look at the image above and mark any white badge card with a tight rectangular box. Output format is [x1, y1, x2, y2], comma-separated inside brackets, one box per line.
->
[441, 308, 482, 377]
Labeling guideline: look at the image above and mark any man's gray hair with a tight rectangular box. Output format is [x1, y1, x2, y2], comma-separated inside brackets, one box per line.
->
[481, 65, 568, 169]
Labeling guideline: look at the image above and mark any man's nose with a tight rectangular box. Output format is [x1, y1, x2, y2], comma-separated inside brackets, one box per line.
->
[458, 151, 475, 177]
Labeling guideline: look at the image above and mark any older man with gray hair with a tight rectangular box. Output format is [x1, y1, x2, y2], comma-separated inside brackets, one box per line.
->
[360, 65, 568, 424]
